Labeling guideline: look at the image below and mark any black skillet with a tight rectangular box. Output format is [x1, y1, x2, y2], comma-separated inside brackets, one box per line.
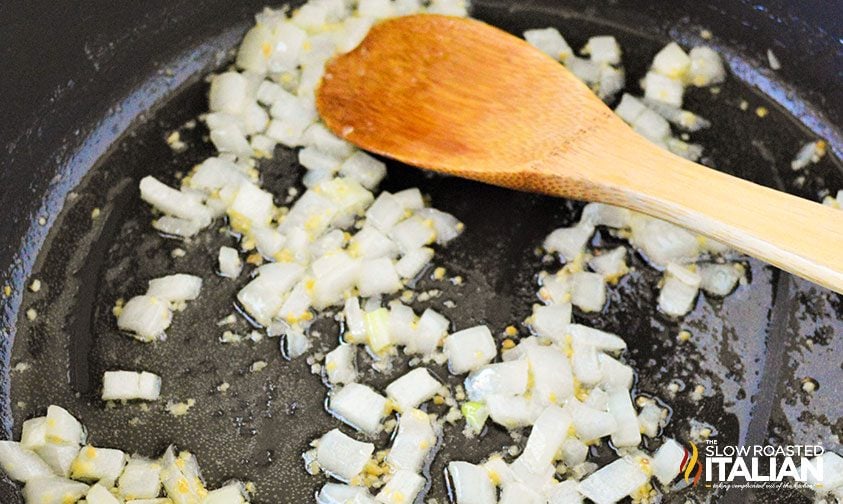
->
[0, 0, 841, 502]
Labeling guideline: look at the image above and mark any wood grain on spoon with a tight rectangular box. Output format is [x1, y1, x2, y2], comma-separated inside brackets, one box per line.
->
[317, 14, 843, 293]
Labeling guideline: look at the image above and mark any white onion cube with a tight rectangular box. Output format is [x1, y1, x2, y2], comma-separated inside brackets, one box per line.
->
[387, 409, 436, 473]
[117, 295, 172, 342]
[444, 325, 496, 374]
[385, 368, 440, 412]
[316, 429, 374, 482]
[23, 476, 89, 504]
[465, 360, 528, 402]
[0, 441, 53, 482]
[117, 456, 161, 499]
[524, 28, 572, 61]
[448, 461, 496, 504]
[376, 469, 424, 504]
[146, 274, 202, 303]
[577, 457, 649, 504]
[330, 383, 388, 435]
[71, 445, 127, 487]
[325, 344, 357, 385]
[102, 371, 161, 401]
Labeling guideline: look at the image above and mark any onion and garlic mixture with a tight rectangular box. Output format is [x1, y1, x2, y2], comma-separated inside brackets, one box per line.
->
[3, 1, 842, 503]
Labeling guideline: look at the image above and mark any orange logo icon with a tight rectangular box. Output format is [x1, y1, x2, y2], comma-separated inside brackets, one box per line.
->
[680, 441, 703, 486]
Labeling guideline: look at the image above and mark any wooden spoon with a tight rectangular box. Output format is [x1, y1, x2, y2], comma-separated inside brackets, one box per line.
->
[317, 14, 843, 293]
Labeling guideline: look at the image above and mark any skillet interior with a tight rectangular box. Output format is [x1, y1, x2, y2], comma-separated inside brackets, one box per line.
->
[0, 0, 841, 502]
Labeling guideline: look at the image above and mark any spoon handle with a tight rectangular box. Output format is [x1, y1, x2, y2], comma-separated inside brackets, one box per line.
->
[567, 134, 843, 293]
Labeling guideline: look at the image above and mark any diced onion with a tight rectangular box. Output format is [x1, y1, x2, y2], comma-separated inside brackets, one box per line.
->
[101, 371, 161, 401]
[316, 429, 375, 482]
[444, 325, 497, 374]
[329, 383, 388, 435]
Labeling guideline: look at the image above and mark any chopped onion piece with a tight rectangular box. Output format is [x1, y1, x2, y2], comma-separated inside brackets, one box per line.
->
[35, 444, 79, 480]
[637, 402, 663, 438]
[20, 417, 47, 451]
[382, 303, 412, 348]
[543, 224, 594, 262]
[651, 438, 685, 484]
[102, 371, 161, 401]
[444, 325, 497, 374]
[414, 208, 464, 244]
[389, 216, 436, 253]
[568, 324, 627, 351]
[606, 388, 641, 447]
[204, 482, 248, 504]
[0, 441, 53, 482]
[524, 342, 575, 404]
[152, 216, 202, 237]
[545, 480, 584, 504]
[699, 263, 742, 296]
[117, 295, 172, 342]
[584, 36, 621, 65]
[597, 354, 634, 391]
[500, 481, 544, 504]
[643, 71, 684, 107]
[71, 445, 128, 487]
[317, 483, 376, 504]
[357, 258, 402, 297]
[569, 400, 618, 442]
[465, 360, 529, 402]
[218, 246, 243, 278]
[159, 447, 206, 504]
[117, 456, 162, 500]
[343, 297, 366, 343]
[87, 482, 122, 504]
[339, 151, 387, 189]
[386, 368, 441, 412]
[530, 303, 572, 341]
[651, 42, 690, 79]
[209, 72, 248, 115]
[366, 193, 406, 232]
[146, 274, 202, 303]
[658, 263, 701, 317]
[486, 395, 541, 429]
[518, 405, 571, 469]
[329, 383, 388, 434]
[45, 405, 85, 446]
[139, 176, 213, 226]
[630, 216, 699, 266]
[570, 271, 606, 312]
[364, 307, 393, 353]
[325, 344, 357, 385]
[393, 188, 425, 210]
[588, 247, 628, 280]
[565, 56, 600, 84]
[387, 409, 436, 473]
[395, 247, 434, 279]
[688, 46, 726, 87]
[559, 438, 589, 467]
[407, 308, 448, 355]
[316, 429, 374, 482]
[22, 476, 89, 504]
[524, 28, 572, 61]
[571, 341, 602, 386]
[447, 461, 496, 504]
[376, 469, 425, 504]
[577, 457, 649, 504]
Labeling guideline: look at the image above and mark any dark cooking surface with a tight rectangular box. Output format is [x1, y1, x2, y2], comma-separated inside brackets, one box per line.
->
[0, 1, 841, 503]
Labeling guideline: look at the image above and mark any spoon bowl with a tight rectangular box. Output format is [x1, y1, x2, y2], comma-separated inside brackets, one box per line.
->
[317, 14, 843, 292]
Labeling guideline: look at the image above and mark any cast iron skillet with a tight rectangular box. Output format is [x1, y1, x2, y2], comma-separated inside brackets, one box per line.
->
[0, 0, 841, 502]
